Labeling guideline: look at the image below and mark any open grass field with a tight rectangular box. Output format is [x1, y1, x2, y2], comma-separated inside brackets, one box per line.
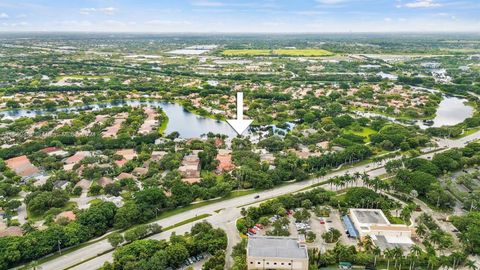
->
[222, 48, 333, 56]
[222, 49, 272, 56]
[345, 127, 377, 142]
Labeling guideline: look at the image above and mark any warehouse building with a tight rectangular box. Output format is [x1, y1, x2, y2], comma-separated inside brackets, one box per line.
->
[247, 236, 308, 270]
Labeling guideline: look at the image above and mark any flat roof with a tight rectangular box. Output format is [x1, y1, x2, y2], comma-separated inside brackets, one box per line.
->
[248, 236, 308, 259]
[351, 209, 389, 225]
[373, 235, 412, 252]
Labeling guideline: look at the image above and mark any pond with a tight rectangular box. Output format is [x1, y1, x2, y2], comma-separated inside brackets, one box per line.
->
[356, 95, 474, 129]
[0, 100, 237, 138]
[416, 96, 474, 129]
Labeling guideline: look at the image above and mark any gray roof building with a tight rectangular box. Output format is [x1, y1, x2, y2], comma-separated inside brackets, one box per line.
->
[247, 236, 308, 270]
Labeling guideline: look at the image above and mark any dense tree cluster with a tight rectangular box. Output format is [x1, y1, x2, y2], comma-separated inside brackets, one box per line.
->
[100, 221, 227, 270]
[389, 143, 480, 209]
[0, 202, 116, 269]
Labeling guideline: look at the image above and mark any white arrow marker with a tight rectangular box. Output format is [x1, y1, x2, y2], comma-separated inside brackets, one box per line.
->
[227, 92, 253, 135]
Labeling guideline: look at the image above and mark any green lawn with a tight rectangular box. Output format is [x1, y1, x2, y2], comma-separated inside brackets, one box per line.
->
[162, 214, 211, 231]
[222, 49, 272, 56]
[222, 49, 333, 57]
[88, 198, 103, 205]
[345, 127, 377, 142]
[27, 201, 77, 222]
[158, 113, 169, 135]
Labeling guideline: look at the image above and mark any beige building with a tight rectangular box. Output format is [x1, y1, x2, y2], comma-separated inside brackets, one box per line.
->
[247, 236, 308, 270]
[348, 208, 414, 251]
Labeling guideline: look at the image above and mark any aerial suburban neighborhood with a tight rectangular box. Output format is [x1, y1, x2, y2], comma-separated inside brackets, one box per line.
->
[0, 1, 480, 270]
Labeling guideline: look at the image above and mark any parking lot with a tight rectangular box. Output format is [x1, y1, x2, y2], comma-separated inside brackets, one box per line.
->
[177, 253, 210, 270]
[244, 208, 359, 253]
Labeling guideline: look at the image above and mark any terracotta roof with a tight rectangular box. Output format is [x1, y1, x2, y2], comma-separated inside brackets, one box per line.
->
[65, 151, 91, 164]
[56, 211, 76, 221]
[0, 226, 23, 237]
[116, 172, 135, 180]
[41, 146, 62, 154]
[115, 159, 127, 167]
[216, 151, 235, 172]
[5, 155, 40, 177]
[98, 177, 113, 187]
[75, 179, 91, 190]
[116, 149, 137, 161]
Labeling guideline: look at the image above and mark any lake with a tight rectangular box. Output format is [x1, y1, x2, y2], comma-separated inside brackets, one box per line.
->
[0, 100, 238, 138]
[416, 96, 474, 129]
[356, 95, 474, 129]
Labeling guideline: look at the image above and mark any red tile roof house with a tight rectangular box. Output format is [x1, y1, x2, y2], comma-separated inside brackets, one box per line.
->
[98, 177, 114, 188]
[40, 147, 69, 157]
[5, 155, 40, 179]
[0, 226, 23, 237]
[114, 149, 137, 167]
[63, 151, 92, 171]
[216, 149, 235, 173]
[55, 211, 76, 222]
[75, 179, 92, 191]
[115, 172, 136, 181]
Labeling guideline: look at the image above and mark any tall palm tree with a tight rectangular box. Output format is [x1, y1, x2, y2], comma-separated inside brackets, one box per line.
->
[385, 248, 394, 270]
[409, 245, 422, 270]
[392, 246, 403, 269]
[363, 235, 374, 252]
[465, 260, 477, 270]
[372, 246, 381, 267]
[415, 224, 427, 239]
[354, 171, 361, 186]
[450, 251, 465, 270]
[427, 255, 439, 270]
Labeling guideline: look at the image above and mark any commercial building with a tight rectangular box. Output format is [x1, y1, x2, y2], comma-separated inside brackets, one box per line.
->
[344, 208, 414, 251]
[247, 236, 308, 270]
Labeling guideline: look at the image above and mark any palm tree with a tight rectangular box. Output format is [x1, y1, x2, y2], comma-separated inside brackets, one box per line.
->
[354, 171, 361, 186]
[427, 255, 439, 270]
[465, 260, 477, 270]
[385, 248, 394, 270]
[372, 246, 381, 267]
[450, 251, 465, 270]
[363, 235, 374, 252]
[392, 246, 403, 269]
[415, 224, 427, 239]
[409, 245, 422, 270]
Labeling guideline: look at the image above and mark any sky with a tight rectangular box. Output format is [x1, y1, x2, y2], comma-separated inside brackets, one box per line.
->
[0, 0, 479, 33]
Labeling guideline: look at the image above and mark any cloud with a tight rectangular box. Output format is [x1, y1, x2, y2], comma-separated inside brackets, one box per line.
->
[1, 21, 28, 27]
[404, 0, 442, 8]
[191, 0, 224, 7]
[80, 7, 117, 15]
[0, 12, 9, 19]
[315, 0, 347, 4]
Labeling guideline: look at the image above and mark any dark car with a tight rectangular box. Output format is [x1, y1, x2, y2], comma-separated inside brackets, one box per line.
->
[254, 195, 260, 199]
